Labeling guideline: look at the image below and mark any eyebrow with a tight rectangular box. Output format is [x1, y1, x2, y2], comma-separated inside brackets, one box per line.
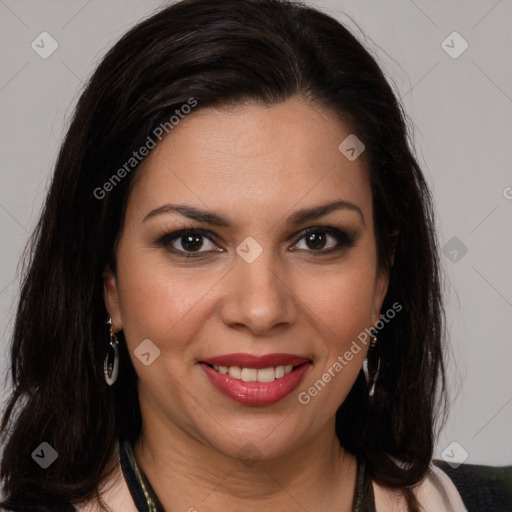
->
[142, 199, 365, 227]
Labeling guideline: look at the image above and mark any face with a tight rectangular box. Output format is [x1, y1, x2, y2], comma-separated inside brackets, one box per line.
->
[104, 96, 390, 460]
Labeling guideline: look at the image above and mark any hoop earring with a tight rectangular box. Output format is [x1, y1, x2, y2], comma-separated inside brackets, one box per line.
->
[362, 335, 380, 398]
[103, 318, 119, 386]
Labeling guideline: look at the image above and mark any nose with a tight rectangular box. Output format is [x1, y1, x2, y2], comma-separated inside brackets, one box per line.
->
[218, 248, 298, 336]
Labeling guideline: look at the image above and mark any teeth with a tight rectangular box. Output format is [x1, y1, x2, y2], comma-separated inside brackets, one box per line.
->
[241, 368, 257, 382]
[211, 364, 295, 382]
[254, 367, 275, 383]
[228, 366, 241, 379]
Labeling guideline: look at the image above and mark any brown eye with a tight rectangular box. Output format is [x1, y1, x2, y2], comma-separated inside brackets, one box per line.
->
[158, 229, 221, 257]
[180, 233, 204, 252]
[305, 231, 328, 250]
[292, 227, 355, 254]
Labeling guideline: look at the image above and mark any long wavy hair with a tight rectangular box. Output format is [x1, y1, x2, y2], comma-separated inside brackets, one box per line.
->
[0, 0, 447, 510]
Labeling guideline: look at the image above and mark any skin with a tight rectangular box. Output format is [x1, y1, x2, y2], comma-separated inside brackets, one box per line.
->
[104, 96, 395, 511]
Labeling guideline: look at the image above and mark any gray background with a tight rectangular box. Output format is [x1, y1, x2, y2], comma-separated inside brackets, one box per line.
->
[1, 0, 511, 466]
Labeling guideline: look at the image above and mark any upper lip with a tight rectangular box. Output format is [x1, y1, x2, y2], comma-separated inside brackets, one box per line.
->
[200, 353, 311, 369]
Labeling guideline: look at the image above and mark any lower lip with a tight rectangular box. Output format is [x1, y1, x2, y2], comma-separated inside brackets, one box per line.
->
[199, 362, 311, 406]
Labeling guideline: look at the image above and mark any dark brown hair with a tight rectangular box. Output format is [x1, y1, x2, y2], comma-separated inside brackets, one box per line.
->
[1, 0, 446, 510]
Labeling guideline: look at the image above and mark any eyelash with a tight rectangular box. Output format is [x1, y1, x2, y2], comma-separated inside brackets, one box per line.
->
[156, 226, 356, 259]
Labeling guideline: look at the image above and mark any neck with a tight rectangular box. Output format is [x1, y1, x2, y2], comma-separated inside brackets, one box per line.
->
[132, 413, 356, 511]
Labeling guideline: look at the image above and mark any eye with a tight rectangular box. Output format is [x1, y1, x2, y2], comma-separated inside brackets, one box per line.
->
[158, 229, 221, 257]
[291, 227, 355, 255]
[157, 226, 356, 259]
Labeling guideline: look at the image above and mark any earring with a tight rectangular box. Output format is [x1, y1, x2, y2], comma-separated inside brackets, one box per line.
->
[103, 318, 119, 386]
[362, 335, 380, 398]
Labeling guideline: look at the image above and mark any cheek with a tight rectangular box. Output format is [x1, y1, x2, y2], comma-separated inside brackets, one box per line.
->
[298, 266, 375, 413]
[115, 249, 216, 351]
[297, 258, 376, 345]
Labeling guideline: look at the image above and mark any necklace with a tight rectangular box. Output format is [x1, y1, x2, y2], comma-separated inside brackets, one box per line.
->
[119, 439, 165, 511]
[119, 439, 375, 511]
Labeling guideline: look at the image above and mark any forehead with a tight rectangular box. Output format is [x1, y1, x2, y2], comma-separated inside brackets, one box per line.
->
[127, 97, 371, 225]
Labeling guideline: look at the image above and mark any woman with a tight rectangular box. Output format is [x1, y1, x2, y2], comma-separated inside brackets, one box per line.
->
[0, 0, 467, 510]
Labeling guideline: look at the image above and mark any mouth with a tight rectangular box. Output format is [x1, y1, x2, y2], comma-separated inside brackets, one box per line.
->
[202, 362, 304, 383]
[198, 353, 312, 406]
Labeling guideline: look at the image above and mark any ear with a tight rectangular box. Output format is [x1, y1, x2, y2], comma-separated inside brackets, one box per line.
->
[388, 229, 399, 267]
[371, 267, 390, 326]
[103, 266, 123, 332]
[371, 230, 398, 325]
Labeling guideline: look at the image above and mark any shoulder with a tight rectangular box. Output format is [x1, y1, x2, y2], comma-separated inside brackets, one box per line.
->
[0, 451, 137, 512]
[413, 464, 468, 511]
[74, 465, 137, 512]
[373, 462, 468, 512]
[74, 444, 138, 512]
